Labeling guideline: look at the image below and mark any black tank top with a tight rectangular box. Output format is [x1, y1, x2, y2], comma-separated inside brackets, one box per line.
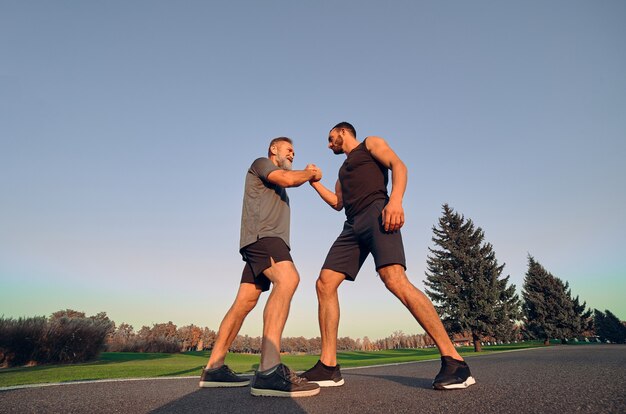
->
[339, 139, 389, 220]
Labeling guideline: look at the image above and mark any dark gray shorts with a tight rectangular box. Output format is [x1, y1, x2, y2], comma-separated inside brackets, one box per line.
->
[322, 199, 406, 281]
[240, 237, 292, 292]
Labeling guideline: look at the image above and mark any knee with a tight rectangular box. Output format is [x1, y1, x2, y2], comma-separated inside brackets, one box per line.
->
[316, 273, 340, 298]
[379, 267, 408, 293]
[315, 278, 327, 296]
[234, 292, 260, 316]
[276, 271, 300, 293]
[241, 296, 259, 314]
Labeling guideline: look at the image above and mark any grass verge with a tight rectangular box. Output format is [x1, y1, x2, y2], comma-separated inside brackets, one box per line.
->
[0, 341, 553, 388]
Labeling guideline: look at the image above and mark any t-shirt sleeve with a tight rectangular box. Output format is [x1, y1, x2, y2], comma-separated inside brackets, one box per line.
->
[249, 157, 280, 182]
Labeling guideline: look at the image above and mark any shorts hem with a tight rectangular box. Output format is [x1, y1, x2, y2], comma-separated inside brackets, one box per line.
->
[375, 262, 407, 272]
[321, 267, 354, 281]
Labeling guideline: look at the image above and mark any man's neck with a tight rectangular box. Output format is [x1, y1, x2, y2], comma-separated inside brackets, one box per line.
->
[343, 139, 360, 155]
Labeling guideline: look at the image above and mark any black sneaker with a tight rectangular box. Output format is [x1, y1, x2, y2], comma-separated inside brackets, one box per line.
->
[432, 356, 476, 390]
[199, 365, 250, 388]
[300, 360, 344, 387]
[250, 363, 320, 397]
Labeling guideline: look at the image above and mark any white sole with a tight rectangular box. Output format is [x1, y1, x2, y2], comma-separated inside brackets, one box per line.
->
[440, 376, 476, 390]
[250, 387, 321, 397]
[311, 379, 345, 387]
[199, 380, 250, 388]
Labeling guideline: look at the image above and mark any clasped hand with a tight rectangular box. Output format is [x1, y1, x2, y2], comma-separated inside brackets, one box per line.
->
[305, 164, 322, 182]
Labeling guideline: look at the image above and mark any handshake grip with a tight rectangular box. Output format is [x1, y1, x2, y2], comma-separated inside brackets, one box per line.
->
[305, 164, 322, 182]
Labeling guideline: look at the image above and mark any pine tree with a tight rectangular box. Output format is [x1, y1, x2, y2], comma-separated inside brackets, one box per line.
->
[425, 204, 520, 352]
[522, 256, 574, 344]
[566, 287, 593, 340]
[594, 309, 626, 343]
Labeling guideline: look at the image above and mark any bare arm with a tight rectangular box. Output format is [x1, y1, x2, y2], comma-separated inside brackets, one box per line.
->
[267, 168, 320, 188]
[310, 179, 343, 211]
[365, 136, 407, 232]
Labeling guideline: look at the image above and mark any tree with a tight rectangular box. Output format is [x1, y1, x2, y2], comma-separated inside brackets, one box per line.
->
[594, 309, 626, 343]
[425, 204, 520, 352]
[50, 309, 86, 320]
[522, 256, 574, 344]
[565, 287, 593, 340]
[107, 323, 136, 351]
[150, 322, 177, 340]
[177, 325, 203, 352]
[199, 328, 217, 351]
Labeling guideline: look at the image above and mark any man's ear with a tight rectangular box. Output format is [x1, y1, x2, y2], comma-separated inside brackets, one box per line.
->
[270, 145, 278, 155]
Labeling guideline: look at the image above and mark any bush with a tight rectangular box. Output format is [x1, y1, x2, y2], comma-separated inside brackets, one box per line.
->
[0, 316, 47, 367]
[0, 313, 114, 367]
[36, 316, 114, 364]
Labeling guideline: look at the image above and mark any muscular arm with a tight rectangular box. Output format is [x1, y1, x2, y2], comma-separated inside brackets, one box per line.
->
[266, 169, 318, 188]
[365, 136, 408, 232]
[310, 179, 343, 211]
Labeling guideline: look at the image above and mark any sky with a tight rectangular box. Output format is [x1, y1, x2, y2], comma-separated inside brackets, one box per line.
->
[1, 1, 625, 341]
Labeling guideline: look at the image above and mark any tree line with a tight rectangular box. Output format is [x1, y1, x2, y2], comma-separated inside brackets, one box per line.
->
[0, 309, 441, 367]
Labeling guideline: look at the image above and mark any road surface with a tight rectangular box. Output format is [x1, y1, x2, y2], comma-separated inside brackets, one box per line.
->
[1, 344, 624, 413]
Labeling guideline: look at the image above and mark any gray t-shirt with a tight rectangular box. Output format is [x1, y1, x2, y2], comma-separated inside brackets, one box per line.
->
[239, 157, 290, 250]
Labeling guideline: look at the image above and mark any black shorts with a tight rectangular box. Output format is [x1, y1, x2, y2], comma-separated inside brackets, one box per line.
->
[240, 237, 292, 292]
[322, 199, 406, 281]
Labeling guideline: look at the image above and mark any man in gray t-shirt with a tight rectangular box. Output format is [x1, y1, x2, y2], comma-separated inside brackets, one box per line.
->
[199, 137, 323, 398]
[239, 156, 291, 251]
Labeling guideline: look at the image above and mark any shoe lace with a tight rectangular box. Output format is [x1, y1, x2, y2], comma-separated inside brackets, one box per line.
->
[223, 366, 239, 376]
[279, 364, 306, 384]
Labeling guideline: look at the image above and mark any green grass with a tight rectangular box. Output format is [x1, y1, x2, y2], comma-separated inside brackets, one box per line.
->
[0, 342, 549, 388]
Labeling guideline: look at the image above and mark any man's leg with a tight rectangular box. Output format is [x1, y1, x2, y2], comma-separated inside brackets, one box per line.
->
[206, 282, 262, 369]
[257, 259, 300, 371]
[377, 264, 463, 360]
[316, 269, 345, 366]
[248, 254, 320, 397]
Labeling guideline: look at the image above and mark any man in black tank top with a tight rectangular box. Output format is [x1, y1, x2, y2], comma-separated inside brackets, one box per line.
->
[301, 122, 475, 391]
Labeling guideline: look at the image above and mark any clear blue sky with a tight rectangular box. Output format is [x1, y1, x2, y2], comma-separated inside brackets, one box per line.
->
[2, 1, 625, 340]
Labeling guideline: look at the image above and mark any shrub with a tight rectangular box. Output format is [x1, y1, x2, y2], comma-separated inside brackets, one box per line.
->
[0, 316, 47, 367]
[0, 313, 114, 367]
[36, 316, 114, 364]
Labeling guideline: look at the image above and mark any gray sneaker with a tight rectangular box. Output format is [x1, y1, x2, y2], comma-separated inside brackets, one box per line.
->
[199, 365, 250, 388]
[250, 363, 320, 397]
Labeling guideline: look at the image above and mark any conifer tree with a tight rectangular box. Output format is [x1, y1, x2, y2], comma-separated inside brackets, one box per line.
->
[594, 309, 626, 343]
[566, 287, 593, 339]
[522, 256, 574, 344]
[425, 204, 520, 352]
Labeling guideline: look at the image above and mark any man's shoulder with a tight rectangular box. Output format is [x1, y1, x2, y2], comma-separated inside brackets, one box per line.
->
[363, 136, 387, 150]
[250, 157, 272, 167]
[249, 157, 280, 181]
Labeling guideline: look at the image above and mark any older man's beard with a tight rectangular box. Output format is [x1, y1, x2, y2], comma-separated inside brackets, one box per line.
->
[277, 155, 293, 170]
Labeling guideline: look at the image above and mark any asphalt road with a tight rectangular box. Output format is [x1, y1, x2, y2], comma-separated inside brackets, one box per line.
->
[1, 345, 624, 413]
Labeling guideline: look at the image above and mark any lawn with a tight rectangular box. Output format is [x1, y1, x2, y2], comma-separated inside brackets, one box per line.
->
[0, 342, 548, 388]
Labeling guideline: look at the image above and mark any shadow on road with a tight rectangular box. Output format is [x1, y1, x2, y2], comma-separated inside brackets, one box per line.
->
[150, 387, 309, 414]
[348, 372, 432, 389]
[158, 366, 204, 376]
